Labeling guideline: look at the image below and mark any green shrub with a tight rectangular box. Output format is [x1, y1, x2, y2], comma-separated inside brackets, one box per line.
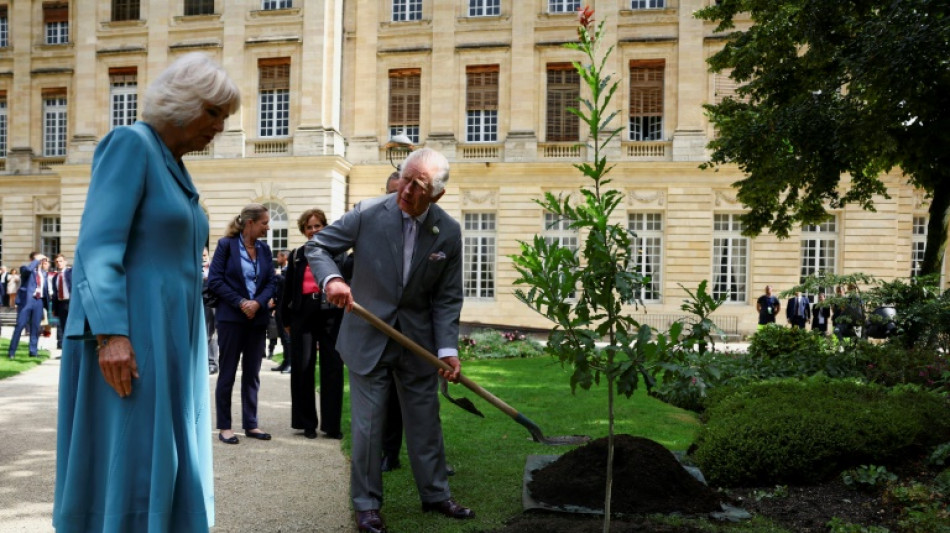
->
[693, 377, 950, 487]
[458, 329, 544, 361]
[930, 442, 950, 467]
[746, 325, 865, 379]
[850, 341, 950, 392]
[827, 517, 891, 533]
[841, 465, 897, 491]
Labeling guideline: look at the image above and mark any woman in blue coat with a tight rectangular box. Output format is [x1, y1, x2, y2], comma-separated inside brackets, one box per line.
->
[54, 53, 240, 532]
[208, 203, 277, 444]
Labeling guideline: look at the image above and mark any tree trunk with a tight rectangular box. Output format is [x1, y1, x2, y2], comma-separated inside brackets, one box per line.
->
[921, 179, 950, 277]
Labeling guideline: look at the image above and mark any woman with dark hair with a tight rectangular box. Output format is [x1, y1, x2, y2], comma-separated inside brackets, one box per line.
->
[54, 52, 240, 531]
[281, 208, 345, 439]
[208, 203, 278, 444]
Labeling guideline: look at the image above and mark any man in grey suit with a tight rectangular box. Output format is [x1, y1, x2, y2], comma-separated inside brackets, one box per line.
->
[306, 148, 473, 533]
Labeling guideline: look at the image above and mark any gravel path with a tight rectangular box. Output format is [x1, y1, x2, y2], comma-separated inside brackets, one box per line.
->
[0, 332, 354, 532]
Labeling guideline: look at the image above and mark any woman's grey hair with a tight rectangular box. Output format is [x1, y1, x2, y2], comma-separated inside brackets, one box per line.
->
[401, 148, 450, 197]
[225, 203, 268, 238]
[142, 52, 241, 129]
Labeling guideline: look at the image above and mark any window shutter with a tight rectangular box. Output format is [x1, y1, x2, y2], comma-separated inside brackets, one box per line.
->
[466, 65, 499, 112]
[629, 59, 664, 118]
[546, 63, 579, 141]
[389, 68, 421, 126]
[109, 66, 137, 84]
[44, 3, 69, 23]
[259, 57, 290, 91]
[42, 87, 67, 98]
[0, 6, 8, 18]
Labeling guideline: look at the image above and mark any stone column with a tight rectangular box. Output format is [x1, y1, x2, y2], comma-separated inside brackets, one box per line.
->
[215, 0, 246, 158]
[424, 0, 456, 156]
[294, 0, 344, 157]
[504, 0, 537, 161]
[671, 0, 708, 162]
[8, 1, 33, 173]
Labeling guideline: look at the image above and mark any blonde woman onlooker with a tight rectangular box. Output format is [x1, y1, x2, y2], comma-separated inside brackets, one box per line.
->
[6, 269, 20, 310]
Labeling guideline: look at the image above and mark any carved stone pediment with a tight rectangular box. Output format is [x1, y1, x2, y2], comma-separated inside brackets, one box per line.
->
[34, 196, 60, 214]
[461, 189, 497, 208]
[627, 190, 666, 207]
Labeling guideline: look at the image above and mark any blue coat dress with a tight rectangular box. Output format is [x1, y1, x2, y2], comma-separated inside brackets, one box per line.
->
[54, 122, 214, 532]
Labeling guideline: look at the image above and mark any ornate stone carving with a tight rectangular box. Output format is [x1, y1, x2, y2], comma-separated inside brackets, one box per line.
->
[461, 190, 497, 208]
[714, 190, 739, 206]
[628, 190, 666, 206]
[34, 196, 60, 214]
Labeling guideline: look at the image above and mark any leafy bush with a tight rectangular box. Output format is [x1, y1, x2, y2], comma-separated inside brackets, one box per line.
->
[826, 517, 890, 533]
[850, 341, 950, 392]
[692, 377, 950, 487]
[457, 329, 544, 361]
[841, 465, 897, 491]
[929, 442, 950, 467]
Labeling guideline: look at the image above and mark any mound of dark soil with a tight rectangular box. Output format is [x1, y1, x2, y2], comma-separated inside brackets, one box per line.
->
[527, 434, 722, 515]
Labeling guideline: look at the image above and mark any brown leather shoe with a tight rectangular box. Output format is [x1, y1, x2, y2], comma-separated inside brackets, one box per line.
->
[421, 498, 475, 519]
[355, 509, 387, 533]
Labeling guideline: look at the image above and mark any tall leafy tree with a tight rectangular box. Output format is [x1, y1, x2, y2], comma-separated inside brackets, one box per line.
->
[697, 0, 950, 275]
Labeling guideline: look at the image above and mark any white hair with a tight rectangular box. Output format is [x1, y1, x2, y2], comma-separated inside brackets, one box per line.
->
[401, 148, 450, 197]
[142, 52, 241, 128]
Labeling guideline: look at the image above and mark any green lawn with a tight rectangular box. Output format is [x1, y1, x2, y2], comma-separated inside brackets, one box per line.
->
[0, 337, 51, 380]
[337, 356, 703, 533]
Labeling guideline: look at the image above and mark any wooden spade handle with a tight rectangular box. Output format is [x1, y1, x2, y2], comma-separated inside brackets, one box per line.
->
[350, 302, 519, 419]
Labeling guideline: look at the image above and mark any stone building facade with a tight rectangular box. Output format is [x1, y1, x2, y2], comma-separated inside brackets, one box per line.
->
[0, 0, 939, 336]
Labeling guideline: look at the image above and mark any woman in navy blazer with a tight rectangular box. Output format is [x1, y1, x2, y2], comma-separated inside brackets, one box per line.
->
[208, 203, 278, 444]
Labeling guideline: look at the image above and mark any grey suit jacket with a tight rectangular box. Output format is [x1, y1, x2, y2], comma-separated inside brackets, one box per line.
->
[305, 194, 463, 376]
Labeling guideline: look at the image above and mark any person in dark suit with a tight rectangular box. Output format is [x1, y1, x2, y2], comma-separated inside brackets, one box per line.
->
[269, 250, 292, 371]
[380, 170, 405, 472]
[8, 253, 49, 359]
[208, 203, 278, 445]
[811, 292, 831, 334]
[50, 254, 72, 350]
[307, 148, 473, 533]
[281, 209, 345, 439]
[786, 291, 811, 329]
[0, 266, 9, 308]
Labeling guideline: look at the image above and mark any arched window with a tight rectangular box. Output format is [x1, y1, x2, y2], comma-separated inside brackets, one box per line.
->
[263, 202, 288, 256]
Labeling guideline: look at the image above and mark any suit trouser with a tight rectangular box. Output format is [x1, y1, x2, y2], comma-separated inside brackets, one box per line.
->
[9, 299, 44, 356]
[215, 321, 266, 430]
[288, 299, 344, 434]
[204, 306, 218, 367]
[789, 317, 807, 329]
[54, 300, 69, 348]
[349, 338, 451, 511]
[382, 385, 403, 458]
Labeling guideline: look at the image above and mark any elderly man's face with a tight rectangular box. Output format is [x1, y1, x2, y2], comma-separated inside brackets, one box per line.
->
[397, 166, 444, 217]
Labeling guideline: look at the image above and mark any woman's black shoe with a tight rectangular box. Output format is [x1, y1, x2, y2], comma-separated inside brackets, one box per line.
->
[218, 433, 239, 445]
[245, 430, 272, 440]
[303, 429, 318, 439]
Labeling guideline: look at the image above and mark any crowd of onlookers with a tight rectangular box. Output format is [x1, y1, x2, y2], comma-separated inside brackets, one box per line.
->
[756, 283, 867, 339]
[0, 252, 73, 358]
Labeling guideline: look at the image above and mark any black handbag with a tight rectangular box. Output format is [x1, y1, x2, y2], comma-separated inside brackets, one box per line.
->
[202, 285, 220, 308]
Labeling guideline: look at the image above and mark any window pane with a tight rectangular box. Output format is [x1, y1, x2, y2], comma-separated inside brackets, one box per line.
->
[43, 97, 68, 157]
[392, 0, 422, 21]
[629, 213, 663, 301]
[712, 214, 748, 302]
[112, 0, 140, 21]
[468, 0, 500, 16]
[800, 217, 837, 283]
[631, 0, 665, 9]
[549, 0, 580, 13]
[463, 212, 495, 299]
[263, 203, 288, 253]
[110, 75, 137, 130]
